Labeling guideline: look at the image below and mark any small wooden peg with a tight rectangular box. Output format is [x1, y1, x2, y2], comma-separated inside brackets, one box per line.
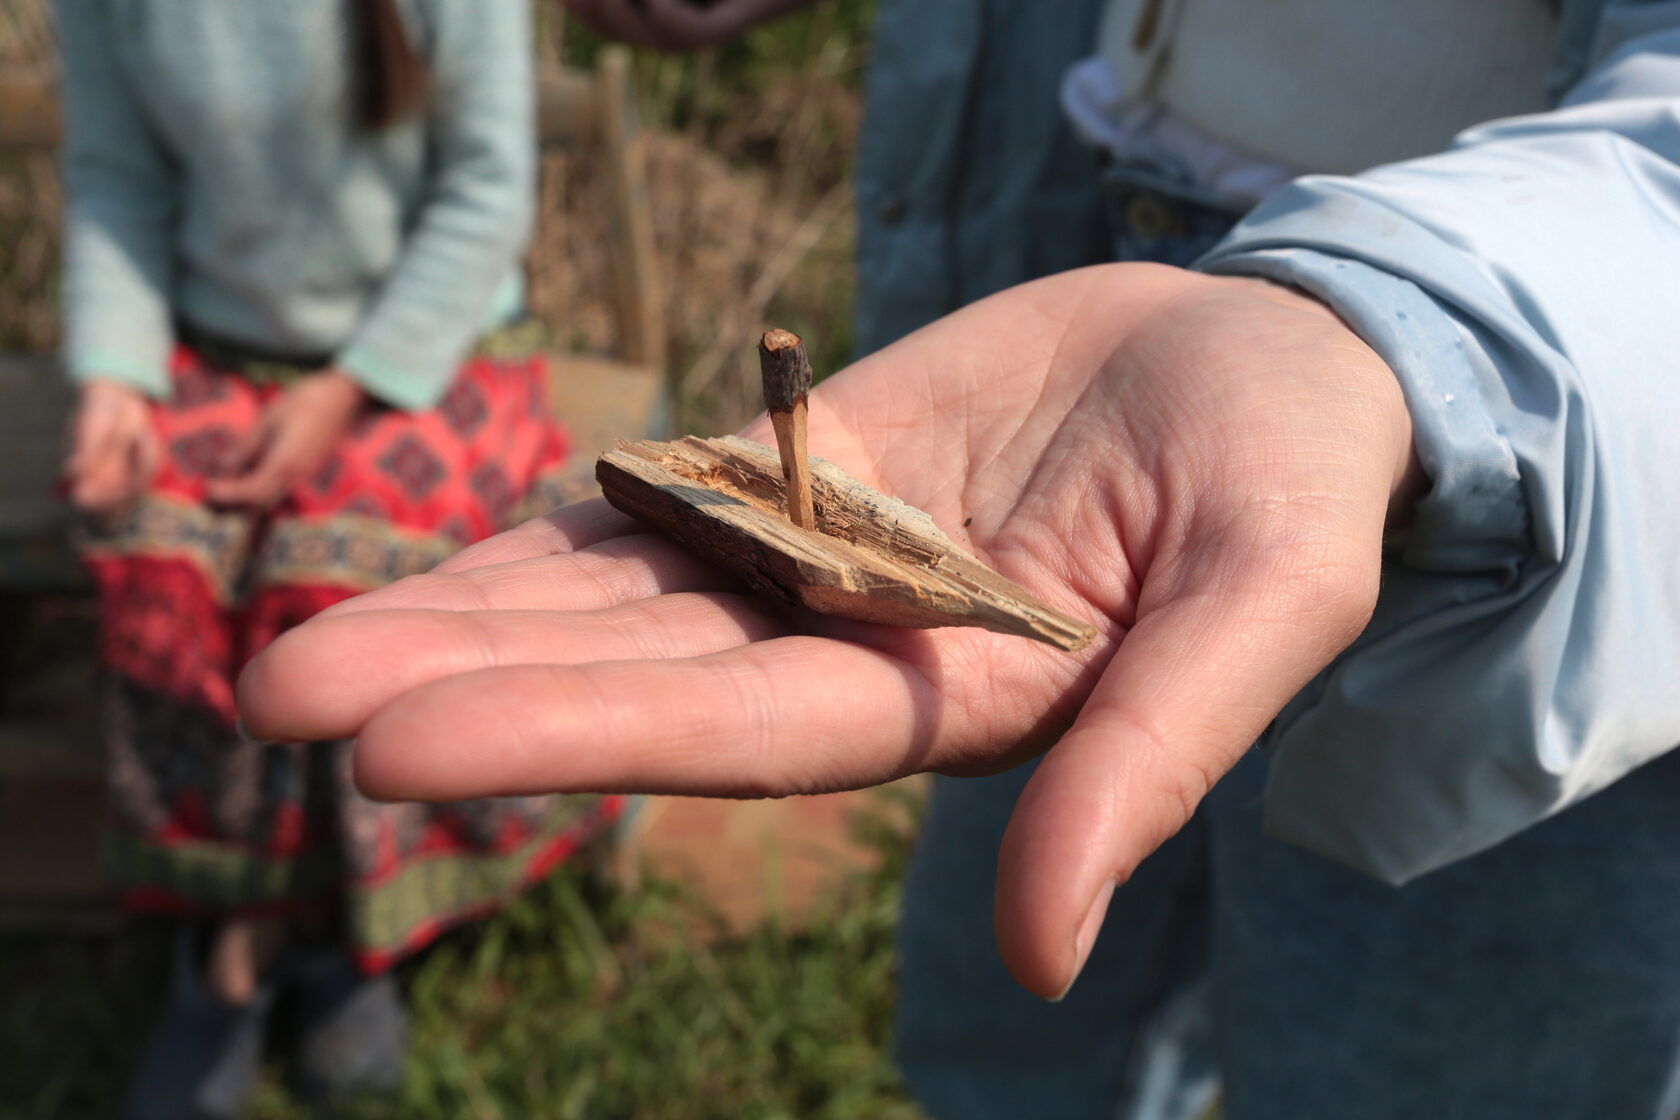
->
[758, 328, 816, 530]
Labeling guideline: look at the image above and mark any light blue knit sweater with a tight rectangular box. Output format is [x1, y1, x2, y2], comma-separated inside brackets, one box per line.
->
[55, 0, 533, 410]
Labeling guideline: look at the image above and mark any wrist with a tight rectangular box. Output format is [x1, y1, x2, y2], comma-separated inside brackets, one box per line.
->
[1221, 275, 1423, 527]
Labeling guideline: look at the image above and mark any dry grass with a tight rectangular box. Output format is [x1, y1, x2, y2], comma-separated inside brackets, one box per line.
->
[0, 0, 868, 434]
[536, 3, 869, 432]
[0, 0, 63, 353]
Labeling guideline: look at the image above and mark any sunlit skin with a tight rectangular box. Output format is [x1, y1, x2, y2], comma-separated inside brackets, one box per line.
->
[62, 379, 162, 516]
[201, 370, 367, 510]
[239, 265, 1421, 999]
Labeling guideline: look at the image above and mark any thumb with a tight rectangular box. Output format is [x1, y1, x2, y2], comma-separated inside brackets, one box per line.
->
[993, 530, 1382, 999]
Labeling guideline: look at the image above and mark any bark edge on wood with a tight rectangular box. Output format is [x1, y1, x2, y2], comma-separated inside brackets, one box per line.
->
[596, 436, 1096, 652]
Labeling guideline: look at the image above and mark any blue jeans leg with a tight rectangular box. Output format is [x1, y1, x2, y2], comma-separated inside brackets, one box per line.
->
[1207, 748, 1680, 1120]
[894, 763, 1218, 1120]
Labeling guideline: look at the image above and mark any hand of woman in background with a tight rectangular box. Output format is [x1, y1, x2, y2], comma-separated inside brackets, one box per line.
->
[559, 0, 820, 50]
[239, 264, 1422, 1000]
[205, 370, 367, 510]
[63, 380, 161, 517]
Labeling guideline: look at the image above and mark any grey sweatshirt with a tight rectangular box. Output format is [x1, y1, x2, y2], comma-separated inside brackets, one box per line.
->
[55, 0, 533, 410]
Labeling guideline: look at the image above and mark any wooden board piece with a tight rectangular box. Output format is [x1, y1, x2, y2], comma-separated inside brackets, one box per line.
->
[593, 48, 665, 369]
[597, 436, 1096, 651]
[549, 354, 666, 458]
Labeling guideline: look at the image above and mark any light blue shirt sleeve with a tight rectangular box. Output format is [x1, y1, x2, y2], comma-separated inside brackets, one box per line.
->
[1197, 0, 1680, 884]
[55, 0, 179, 398]
[336, 0, 536, 410]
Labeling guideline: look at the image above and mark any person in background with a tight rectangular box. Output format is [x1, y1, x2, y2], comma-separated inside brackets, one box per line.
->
[55, 1, 621, 1115]
[253, 1, 1680, 1118]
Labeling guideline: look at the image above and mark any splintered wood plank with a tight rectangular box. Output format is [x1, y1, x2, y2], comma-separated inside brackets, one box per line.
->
[597, 435, 1096, 651]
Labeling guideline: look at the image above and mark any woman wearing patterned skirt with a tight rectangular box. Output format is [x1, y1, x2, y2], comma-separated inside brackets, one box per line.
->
[54, 1, 619, 1114]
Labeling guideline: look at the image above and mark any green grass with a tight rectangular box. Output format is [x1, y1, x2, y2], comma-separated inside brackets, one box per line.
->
[0, 792, 924, 1120]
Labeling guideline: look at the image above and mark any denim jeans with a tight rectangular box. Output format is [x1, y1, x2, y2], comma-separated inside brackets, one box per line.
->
[896, 748, 1680, 1119]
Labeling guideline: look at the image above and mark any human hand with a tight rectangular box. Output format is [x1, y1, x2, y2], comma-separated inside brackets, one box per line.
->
[204, 370, 366, 510]
[239, 264, 1421, 998]
[63, 380, 161, 517]
[558, 0, 818, 50]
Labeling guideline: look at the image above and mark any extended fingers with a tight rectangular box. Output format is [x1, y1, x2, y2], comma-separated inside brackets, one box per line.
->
[238, 592, 789, 741]
[322, 532, 734, 618]
[351, 636, 945, 802]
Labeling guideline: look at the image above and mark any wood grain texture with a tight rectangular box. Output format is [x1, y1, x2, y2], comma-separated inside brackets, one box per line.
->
[768, 403, 815, 530]
[597, 436, 1096, 651]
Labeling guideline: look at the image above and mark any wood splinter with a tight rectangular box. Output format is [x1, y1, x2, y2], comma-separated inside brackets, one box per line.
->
[596, 436, 1096, 652]
[594, 329, 1097, 652]
[758, 329, 816, 530]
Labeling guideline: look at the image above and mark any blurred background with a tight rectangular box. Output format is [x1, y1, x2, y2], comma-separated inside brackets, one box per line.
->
[0, 1, 933, 1116]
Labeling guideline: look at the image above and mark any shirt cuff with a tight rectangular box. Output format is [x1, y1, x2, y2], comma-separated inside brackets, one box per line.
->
[336, 343, 447, 413]
[337, 274, 526, 413]
[1197, 246, 1530, 579]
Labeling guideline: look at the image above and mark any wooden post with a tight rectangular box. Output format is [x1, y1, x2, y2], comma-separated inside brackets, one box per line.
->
[594, 47, 666, 371]
[758, 329, 816, 530]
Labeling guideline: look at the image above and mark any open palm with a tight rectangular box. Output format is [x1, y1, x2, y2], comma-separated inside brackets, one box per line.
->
[239, 263, 1417, 998]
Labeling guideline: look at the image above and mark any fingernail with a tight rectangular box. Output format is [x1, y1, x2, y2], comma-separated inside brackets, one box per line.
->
[1050, 877, 1116, 1002]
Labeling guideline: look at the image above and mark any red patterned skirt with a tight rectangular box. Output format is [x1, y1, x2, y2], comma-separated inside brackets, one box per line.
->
[82, 341, 621, 971]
